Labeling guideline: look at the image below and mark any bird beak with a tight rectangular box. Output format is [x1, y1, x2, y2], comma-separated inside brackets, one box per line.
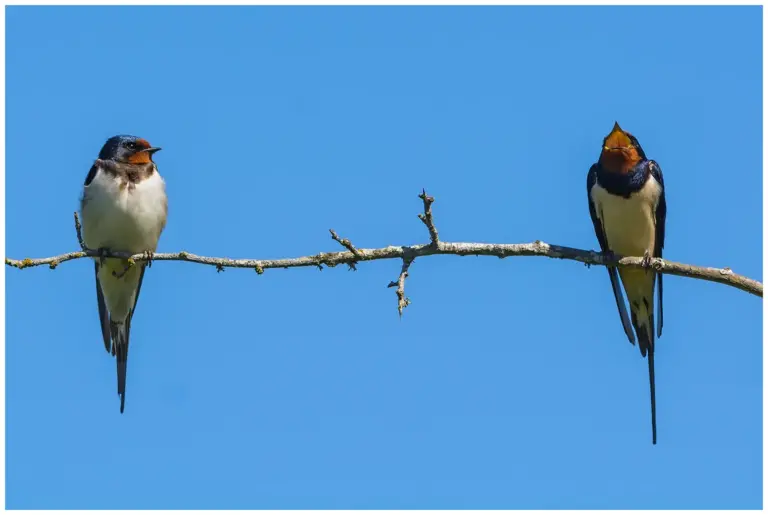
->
[603, 121, 631, 150]
[145, 147, 162, 155]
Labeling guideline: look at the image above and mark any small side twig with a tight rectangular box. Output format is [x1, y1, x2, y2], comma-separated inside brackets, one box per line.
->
[387, 256, 414, 317]
[417, 188, 439, 245]
[73, 212, 86, 250]
[329, 229, 362, 271]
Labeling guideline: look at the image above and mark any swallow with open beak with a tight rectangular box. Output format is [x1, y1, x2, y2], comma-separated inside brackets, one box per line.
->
[586, 122, 667, 444]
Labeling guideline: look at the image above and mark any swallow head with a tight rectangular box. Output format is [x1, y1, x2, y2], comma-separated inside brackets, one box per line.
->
[599, 122, 646, 174]
[98, 135, 161, 165]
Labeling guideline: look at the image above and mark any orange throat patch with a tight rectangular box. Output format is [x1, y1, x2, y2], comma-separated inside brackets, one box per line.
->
[127, 151, 152, 164]
[600, 148, 641, 174]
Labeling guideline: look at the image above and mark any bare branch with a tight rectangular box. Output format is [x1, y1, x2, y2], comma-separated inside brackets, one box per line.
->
[7, 240, 761, 297]
[417, 188, 439, 244]
[387, 256, 413, 317]
[5, 200, 762, 299]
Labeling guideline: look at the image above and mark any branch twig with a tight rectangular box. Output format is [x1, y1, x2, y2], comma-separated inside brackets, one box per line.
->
[387, 256, 414, 317]
[5, 199, 762, 300]
[329, 229, 362, 270]
[74, 212, 86, 250]
[417, 188, 439, 244]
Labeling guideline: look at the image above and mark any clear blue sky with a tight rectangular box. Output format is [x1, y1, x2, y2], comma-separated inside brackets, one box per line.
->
[5, 5, 762, 510]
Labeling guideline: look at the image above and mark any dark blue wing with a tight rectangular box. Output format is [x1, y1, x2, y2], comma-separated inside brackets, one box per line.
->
[94, 262, 112, 354]
[587, 164, 636, 344]
[586, 165, 608, 251]
[649, 160, 666, 337]
[86, 162, 111, 353]
[84, 163, 99, 186]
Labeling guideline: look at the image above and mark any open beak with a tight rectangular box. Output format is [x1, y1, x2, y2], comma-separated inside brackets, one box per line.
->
[603, 121, 631, 150]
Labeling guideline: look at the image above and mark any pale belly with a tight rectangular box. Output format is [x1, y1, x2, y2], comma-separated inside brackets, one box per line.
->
[81, 170, 167, 254]
[590, 177, 661, 258]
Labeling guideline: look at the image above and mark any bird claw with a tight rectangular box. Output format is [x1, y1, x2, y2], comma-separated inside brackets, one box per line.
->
[97, 247, 110, 267]
[641, 250, 652, 269]
[143, 250, 154, 268]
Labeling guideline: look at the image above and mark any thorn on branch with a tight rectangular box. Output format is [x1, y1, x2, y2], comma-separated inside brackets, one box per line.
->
[388, 257, 414, 318]
[417, 189, 439, 245]
[73, 212, 86, 251]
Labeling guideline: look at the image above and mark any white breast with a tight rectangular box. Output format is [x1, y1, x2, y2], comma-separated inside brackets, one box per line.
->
[81, 167, 168, 254]
[590, 175, 662, 258]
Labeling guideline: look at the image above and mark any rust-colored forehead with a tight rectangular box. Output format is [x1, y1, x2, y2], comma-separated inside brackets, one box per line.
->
[135, 138, 151, 149]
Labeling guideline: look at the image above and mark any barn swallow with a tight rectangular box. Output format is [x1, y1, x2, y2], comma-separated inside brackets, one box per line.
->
[80, 135, 168, 413]
[586, 122, 667, 444]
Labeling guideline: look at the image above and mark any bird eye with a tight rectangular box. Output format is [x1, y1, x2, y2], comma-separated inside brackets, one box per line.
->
[125, 141, 137, 150]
